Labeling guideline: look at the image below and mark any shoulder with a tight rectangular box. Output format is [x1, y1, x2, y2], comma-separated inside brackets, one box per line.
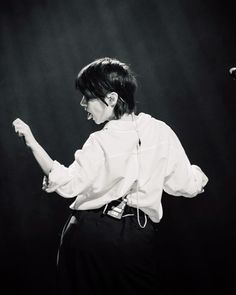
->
[139, 112, 172, 132]
[74, 132, 105, 162]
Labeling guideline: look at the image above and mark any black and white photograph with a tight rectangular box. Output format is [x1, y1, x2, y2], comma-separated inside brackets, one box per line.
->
[0, 0, 235, 294]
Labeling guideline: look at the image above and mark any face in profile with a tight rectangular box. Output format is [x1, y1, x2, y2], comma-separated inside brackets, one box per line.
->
[80, 93, 117, 124]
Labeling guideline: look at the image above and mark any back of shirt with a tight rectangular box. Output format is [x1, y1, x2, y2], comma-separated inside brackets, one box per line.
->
[45, 112, 208, 223]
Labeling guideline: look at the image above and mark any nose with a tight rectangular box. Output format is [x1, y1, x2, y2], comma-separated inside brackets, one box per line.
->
[80, 96, 87, 107]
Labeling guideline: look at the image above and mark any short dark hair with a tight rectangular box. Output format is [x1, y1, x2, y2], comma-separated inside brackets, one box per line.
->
[75, 57, 138, 119]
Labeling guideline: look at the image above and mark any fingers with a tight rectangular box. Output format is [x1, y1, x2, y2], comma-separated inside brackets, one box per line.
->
[12, 118, 27, 137]
[12, 118, 25, 127]
[42, 176, 49, 191]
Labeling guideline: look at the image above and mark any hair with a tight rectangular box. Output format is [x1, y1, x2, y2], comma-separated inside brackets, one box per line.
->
[75, 57, 138, 119]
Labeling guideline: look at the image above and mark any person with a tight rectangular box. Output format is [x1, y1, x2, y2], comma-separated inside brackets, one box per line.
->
[12, 57, 208, 295]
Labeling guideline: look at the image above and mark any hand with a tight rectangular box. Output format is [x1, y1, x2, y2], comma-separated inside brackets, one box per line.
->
[12, 118, 36, 148]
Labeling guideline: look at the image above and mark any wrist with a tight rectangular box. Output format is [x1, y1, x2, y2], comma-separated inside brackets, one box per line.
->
[28, 138, 40, 151]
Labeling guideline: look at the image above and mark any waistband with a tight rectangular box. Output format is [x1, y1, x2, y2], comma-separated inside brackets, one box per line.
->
[70, 198, 157, 229]
[72, 199, 138, 217]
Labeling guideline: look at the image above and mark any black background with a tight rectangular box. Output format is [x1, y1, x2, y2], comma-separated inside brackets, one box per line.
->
[1, 0, 235, 294]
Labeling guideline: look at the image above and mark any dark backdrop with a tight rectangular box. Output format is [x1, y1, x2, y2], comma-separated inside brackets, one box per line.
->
[1, 0, 235, 294]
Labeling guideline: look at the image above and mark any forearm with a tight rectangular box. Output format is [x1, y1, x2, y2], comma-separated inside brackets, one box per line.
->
[30, 140, 54, 176]
[13, 118, 54, 176]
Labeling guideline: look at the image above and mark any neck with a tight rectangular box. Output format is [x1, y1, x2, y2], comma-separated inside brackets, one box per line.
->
[119, 113, 135, 121]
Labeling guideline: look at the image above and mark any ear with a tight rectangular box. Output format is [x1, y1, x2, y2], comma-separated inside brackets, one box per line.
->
[106, 92, 118, 107]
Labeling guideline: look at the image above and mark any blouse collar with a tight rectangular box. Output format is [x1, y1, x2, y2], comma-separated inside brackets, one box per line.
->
[103, 113, 150, 130]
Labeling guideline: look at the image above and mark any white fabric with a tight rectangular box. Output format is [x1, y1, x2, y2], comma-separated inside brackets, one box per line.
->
[43, 113, 208, 223]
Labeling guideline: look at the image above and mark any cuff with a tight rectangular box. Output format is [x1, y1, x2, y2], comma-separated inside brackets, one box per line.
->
[192, 165, 209, 194]
[42, 160, 72, 193]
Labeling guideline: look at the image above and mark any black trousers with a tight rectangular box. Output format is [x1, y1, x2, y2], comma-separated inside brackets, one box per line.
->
[56, 203, 163, 295]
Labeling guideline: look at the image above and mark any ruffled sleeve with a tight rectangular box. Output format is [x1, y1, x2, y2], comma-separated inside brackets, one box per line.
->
[42, 134, 104, 198]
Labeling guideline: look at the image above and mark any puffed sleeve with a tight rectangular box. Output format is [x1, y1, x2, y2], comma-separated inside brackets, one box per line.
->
[163, 127, 208, 198]
[42, 134, 104, 198]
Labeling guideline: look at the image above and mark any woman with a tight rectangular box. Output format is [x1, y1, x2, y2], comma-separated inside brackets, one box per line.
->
[13, 57, 208, 295]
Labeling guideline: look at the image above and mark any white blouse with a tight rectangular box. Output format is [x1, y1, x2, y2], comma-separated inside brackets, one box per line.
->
[43, 113, 208, 223]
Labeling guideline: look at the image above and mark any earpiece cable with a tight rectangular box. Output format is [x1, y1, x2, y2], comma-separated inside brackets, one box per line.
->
[132, 113, 147, 228]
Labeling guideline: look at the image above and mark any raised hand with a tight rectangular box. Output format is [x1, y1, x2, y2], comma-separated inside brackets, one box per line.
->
[12, 118, 36, 148]
[12, 118, 53, 175]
